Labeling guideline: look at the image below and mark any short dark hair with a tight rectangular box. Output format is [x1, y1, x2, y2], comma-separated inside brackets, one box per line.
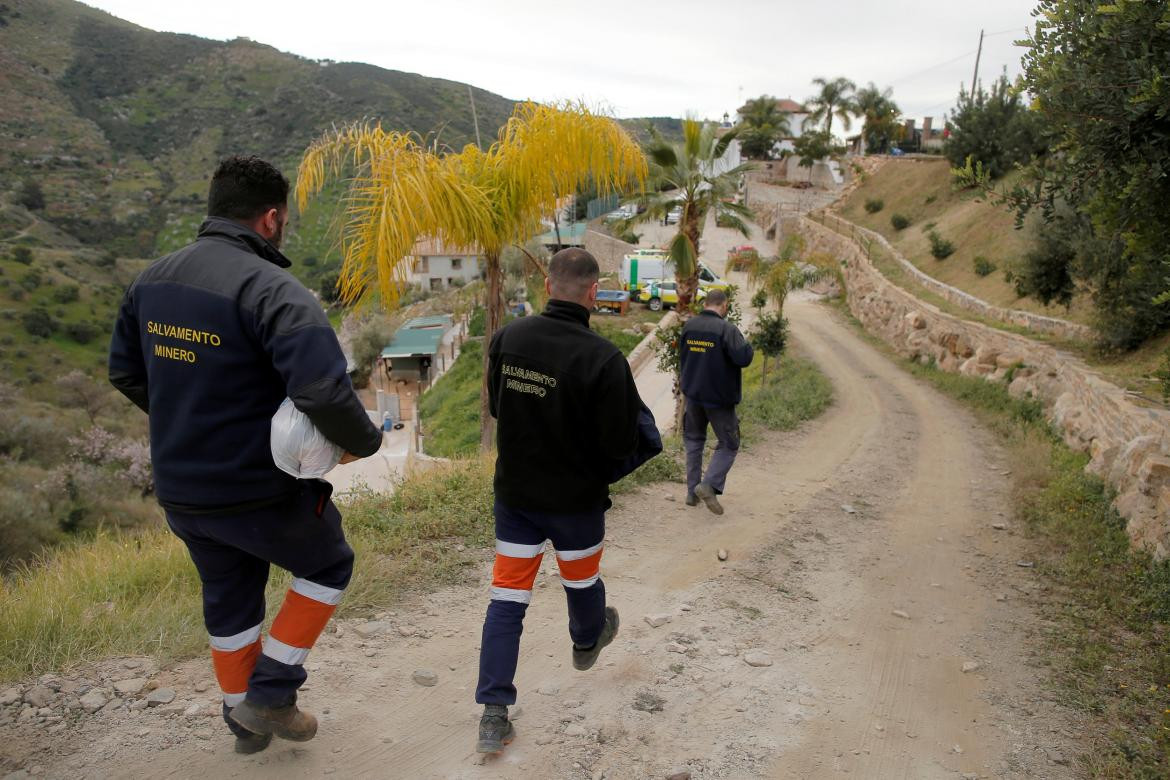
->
[207, 156, 289, 221]
[548, 248, 599, 299]
[705, 288, 728, 307]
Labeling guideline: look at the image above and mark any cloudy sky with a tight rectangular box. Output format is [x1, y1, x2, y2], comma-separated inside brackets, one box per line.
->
[83, 0, 1034, 126]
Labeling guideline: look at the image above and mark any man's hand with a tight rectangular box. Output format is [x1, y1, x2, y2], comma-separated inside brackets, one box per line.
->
[339, 452, 362, 465]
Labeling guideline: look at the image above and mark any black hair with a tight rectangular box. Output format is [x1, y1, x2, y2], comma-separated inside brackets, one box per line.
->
[548, 248, 599, 298]
[207, 156, 289, 221]
[705, 288, 729, 307]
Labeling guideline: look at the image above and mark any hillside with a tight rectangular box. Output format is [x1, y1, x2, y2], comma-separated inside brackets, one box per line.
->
[836, 158, 1096, 327]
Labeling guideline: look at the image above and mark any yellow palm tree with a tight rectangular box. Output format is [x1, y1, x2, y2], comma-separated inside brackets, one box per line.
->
[296, 101, 647, 449]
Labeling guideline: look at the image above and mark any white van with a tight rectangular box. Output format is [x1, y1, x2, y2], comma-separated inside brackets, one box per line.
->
[619, 251, 728, 291]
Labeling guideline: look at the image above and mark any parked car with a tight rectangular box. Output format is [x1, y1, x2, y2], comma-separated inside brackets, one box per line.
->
[635, 280, 708, 312]
[604, 204, 637, 223]
[665, 205, 683, 224]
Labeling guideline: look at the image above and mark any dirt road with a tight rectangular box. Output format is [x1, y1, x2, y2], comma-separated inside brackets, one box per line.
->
[19, 290, 1081, 779]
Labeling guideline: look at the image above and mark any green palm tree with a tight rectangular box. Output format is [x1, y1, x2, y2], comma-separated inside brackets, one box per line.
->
[805, 76, 857, 137]
[625, 119, 757, 315]
[853, 82, 900, 154]
[737, 96, 792, 159]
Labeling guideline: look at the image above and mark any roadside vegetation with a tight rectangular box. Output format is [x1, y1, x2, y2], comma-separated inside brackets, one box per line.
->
[832, 300, 1170, 777]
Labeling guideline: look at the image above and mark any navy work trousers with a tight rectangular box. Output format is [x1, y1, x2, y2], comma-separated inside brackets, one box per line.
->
[165, 480, 353, 735]
[475, 500, 607, 706]
[683, 401, 741, 495]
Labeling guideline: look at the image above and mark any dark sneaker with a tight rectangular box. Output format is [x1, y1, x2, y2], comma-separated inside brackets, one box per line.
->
[694, 482, 724, 516]
[572, 606, 620, 671]
[229, 700, 318, 742]
[685, 492, 699, 506]
[476, 704, 515, 754]
[234, 731, 273, 755]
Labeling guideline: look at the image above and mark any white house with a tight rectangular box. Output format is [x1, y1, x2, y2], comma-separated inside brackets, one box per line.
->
[409, 239, 481, 291]
[736, 98, 810, 156]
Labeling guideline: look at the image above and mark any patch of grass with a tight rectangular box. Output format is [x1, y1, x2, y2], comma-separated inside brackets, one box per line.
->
[740, 353, 833, 432]
[419, 339, 484, 459]
[973, 255, 997, 277]
[611, 435, 684, 494]
[0, 456, 494, 683]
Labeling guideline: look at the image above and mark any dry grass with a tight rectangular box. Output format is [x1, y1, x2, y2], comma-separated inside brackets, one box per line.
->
[838, 158, 1095, 326]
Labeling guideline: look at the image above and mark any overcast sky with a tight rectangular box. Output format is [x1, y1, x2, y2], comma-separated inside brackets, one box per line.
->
[83, 0, 1034, 126]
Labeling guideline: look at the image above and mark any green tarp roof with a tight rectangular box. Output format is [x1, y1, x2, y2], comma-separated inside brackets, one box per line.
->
[534, 222, 587, 246]
[380, 315, 452, 359]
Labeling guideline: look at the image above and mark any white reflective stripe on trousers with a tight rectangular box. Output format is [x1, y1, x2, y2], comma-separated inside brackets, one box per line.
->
[209, 623, 262, 652]
[490, 586, 533, 604]
[554, 541, 603, 561]
[290, 577, 345, 606]
[560, 574, 600, 589]
[262, 635, 310, 666]
[495, 539, 546, 558]
[222, 692, 246, 707]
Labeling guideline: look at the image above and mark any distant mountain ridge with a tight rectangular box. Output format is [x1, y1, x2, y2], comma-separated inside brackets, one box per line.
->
[0, 0, 519, 257]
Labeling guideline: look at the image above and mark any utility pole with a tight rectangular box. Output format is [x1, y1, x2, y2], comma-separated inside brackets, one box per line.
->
[468, 85, 482, 149]
[970, 28, 985, 95]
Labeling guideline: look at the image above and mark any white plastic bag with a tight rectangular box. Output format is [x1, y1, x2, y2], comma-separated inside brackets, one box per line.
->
[270, 398, 344, 479]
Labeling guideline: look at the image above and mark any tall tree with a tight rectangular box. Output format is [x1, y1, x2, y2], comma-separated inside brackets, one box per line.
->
[945, 73, 1044, 179]
[736, 96, 792, 159]
[804, 77, 857, 137]
[792, 131, 838, 182]
[297, 101, 647, 449]
[853, 82, 901, 154]
[962, 0, 1170, 349]
[625, 120, 756, 315]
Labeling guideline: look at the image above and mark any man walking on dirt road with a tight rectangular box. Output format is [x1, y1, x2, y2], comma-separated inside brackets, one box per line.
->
[680, 288, 754, 515]
[108, 156, 382, 755]
[474, 248, 647, 753]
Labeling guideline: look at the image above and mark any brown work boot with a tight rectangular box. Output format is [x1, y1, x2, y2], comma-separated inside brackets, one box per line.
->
[229, 700, 318, 742]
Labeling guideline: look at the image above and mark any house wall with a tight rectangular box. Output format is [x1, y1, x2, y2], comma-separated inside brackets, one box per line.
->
[410, 255, 481, 289]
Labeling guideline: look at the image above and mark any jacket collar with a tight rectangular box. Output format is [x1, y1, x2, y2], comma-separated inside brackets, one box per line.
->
[542, 298, 591, 327]
[699, 309, 725, 320]
[197, 217, 293, 269]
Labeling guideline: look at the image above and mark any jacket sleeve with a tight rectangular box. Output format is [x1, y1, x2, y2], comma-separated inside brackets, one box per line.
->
[108, 286, 150, 414]
[252, 276, 382, 457]
[724, 322, 755, 368]
[593, 353, 642, 460]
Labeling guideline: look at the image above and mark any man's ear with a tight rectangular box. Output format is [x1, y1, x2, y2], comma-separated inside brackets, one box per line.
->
[545, 277, 553, 296]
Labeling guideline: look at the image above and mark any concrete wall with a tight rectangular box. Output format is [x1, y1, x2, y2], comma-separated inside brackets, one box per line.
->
[791, 215, 1170, 558]
[584, 229, 637, 274]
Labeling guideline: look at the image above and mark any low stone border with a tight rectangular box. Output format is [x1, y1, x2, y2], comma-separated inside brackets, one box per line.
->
[809, 210, 1095, 343]
[627, 311, 677, 377]
[793, 215, 1170, 558]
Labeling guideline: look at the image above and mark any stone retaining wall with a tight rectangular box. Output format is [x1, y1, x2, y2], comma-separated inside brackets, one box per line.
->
[811, 211, 1095, 342]
[791, 215, 1170, 558]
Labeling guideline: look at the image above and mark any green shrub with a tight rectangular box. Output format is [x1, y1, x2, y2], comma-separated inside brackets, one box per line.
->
[52, 284, 80, 304]
[973, 256, 997, 277]
[924, 194, 937, 205]
[928, 230, 955, 260]
[468, 306, 486, 337]
[863, 198, 884, 214]
[21, 308, 55, 338]
[64, 321, 100, 344]
[890, 213, 910, 231]
[11, 246, 33, 265]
